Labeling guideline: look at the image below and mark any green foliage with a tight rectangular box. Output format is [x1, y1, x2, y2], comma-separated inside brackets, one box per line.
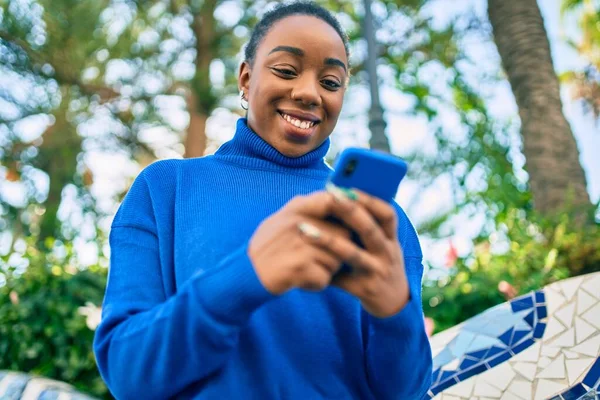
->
[423, 209, 600, 333]
[0, 238, 109, 398]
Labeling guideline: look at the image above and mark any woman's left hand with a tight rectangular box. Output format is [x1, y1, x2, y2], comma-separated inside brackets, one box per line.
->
[324, 186, 410, 318]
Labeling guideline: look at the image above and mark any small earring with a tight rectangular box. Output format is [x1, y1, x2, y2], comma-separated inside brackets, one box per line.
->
[240, 90, 248, 110]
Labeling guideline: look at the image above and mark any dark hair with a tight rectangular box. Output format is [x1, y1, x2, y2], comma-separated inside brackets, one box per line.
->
[244, 1, 350, 67]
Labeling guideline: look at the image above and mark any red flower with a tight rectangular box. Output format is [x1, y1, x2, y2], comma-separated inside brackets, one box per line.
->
[445, 240, 458, 268]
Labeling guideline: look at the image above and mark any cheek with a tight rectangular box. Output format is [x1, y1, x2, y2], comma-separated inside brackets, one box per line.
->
[325, 93, 345, 121]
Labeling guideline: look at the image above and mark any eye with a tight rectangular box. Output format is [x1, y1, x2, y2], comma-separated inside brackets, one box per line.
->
[322, 79, 342, 91]
[272, 67, 296, 78]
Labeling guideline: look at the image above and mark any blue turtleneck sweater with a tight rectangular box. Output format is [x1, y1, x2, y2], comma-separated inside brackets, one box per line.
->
[93, 119, 432, 400]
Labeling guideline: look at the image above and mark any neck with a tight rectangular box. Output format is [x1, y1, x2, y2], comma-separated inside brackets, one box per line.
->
[214, 118, 331, 175]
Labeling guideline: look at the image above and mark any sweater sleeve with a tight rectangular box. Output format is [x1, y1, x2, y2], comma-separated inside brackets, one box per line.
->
[363, 205, 433, 400]
[93, 168, 275, 400]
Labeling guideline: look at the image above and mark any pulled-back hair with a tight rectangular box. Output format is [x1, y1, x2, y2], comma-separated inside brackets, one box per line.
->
[244, 1, 350, 67]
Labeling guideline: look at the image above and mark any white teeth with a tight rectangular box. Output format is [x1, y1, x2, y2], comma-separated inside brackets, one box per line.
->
[281, 113, 315, 130]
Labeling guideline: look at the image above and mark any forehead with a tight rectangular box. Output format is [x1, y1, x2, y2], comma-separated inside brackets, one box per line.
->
[257, 15, 347, 63]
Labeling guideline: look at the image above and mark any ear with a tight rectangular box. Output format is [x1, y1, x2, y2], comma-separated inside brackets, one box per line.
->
[238, 61, 251, 95]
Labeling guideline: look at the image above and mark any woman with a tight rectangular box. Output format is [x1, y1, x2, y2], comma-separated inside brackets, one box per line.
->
[93, 2, 433, 399]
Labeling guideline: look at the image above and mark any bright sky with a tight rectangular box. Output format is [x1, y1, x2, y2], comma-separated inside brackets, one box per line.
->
[1, 0, 598, 271]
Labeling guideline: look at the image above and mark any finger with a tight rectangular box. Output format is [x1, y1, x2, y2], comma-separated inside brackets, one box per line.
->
[324, 188, 388, 253]
[313, 247, 343, 275]
[351, 189, 398, 240]
[286, 192, 337, 220]
[300, 264, 334, 291]
[298, 221, 382, 275]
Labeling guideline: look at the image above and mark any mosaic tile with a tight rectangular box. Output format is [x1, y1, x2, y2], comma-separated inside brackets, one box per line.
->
[473, 381, 502, 398]
[559, 276, 584, 301]
[564, 349, 582, 359]
[534, 378, 567, 400]
[581, 274, 600, 300]
[566, 358, 596, 385]
[511, 341, 541, 362]
[572, 334, 600, 357]
[537, 353, 566, 379]
[541, 345, 562, 357]
[545, 287, 567, 315]
[478, 363, 516, 391]
[576, 317, 597, 344]
[512, 362, 537, 380]
[543, 318, 567, 342]
[556, 302, 577, 328]
[499, 392, 523, 400]
[427, 272, 600, 399]
[582, 304, 600, 330]
[539, 357, 553, 368]
[550, 327, 576, 348]
[582, 357, 600, 388]
[578, 290, 596, 315]
[506, 379, 533, 399]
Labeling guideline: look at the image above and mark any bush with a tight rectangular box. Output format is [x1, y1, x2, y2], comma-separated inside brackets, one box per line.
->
[0, 238, 109, 399]
[423, 208, 600, 333]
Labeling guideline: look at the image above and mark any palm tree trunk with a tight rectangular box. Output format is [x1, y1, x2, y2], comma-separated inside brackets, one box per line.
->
[488, 0, 591, 218]
[185, 0, 218, 158]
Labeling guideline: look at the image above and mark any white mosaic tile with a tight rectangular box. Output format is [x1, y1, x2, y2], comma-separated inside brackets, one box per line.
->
[499, 392, 523, 400]
[536, 353, 566, 379]
[571, 333, 600, 357]
[533, 379, 567, 400]
[540, 345, 561, 357]
[479, 363, 516, 391]
[443, 358, 461, 371]
[582, 303, 600, 330]
[443, 378, 475, 398]
[575, 316, 596, 344]
[555, 302, 576, 328]
[577, 289, 596, 315]
[511, 341, 541, 362]
[581, 274, 600, 299]
[543, 317, 567, 342]
[549, 327, 575, 348]
[512, 362, 538, 381]
[562, 349, 580, 359]
[538, 357, 553, 368]
[544, 287, 567, 315]
[566, 357, 596, 385]
[507, 380, 533, 400]
[442, 395, 461, 400]
[558, 276, 584, 301]
[473, 380, 503, 398]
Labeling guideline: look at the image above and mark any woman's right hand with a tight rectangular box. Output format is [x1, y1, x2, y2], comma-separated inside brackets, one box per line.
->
[248, 191, 352, 295]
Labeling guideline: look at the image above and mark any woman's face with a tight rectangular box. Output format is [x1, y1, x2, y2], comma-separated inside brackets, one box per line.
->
[239, 15, 348, 158]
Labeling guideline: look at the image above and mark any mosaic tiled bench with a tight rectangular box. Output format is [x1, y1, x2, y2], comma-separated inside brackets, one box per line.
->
[427, 271, 600, 400]
[0, 371, 98, 400]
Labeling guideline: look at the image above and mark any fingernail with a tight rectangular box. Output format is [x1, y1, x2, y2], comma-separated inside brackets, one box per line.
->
[298, 222, 321, 239]
[326, 182, 358, 202]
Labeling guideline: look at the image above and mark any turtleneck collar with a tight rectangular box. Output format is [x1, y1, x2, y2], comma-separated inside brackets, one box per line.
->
[214, 118, 331, 174]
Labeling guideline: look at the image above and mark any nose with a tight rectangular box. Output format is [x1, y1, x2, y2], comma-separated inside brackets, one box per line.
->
[291, 74, 322, 107]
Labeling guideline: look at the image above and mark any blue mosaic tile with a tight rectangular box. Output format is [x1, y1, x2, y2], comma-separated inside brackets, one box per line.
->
[510, 295, 534, 312]
[533, 322, 546, 339]
[466, 348, 489, 360]
[561, 383, 588, 400]
[440, 370, 454, 382]
[537, 305, 548, 319]
[524, 310, 535, 327]
[511, 329, 529, 345]
[583, 357, 600, 389]
[487, 350, 512, 368]
[485, 345, 506, 358]
[511, 338, 535, 355]
[535, 290, 545, 304]
[498, 327, 514, 346]
[459, 357, 479, 370]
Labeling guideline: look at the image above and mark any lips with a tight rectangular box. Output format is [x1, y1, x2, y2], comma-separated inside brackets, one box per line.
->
[277, 111, 320, 141]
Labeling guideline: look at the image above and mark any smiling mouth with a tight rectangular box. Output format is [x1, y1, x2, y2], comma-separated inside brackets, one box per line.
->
[278, 111, 320, 130]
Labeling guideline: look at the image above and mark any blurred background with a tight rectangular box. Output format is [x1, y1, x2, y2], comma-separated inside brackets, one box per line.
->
[0, 0, 598, 398]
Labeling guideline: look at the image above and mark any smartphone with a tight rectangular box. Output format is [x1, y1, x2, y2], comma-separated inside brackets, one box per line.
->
[327, 148, 408, 274]
[329, 147, 407, 203]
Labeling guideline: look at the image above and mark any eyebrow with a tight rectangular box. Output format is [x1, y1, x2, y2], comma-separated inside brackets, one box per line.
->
[268, 45, 347, 73]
